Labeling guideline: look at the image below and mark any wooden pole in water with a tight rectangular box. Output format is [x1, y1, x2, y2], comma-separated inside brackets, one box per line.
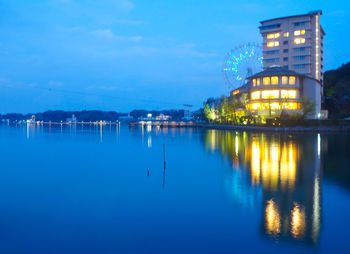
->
[163, 143, 166, 167]
[163, 143, 166, 188]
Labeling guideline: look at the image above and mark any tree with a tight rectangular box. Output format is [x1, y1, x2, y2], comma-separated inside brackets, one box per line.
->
[279, 95, 291, 119]
[228, 96, 240, 124]
[300, 97, 316, 119]
[210, 105, 217, 122]
[219, 96, 228, 123]
[203, 103, 211, 122]
[324, 62, 350, 118]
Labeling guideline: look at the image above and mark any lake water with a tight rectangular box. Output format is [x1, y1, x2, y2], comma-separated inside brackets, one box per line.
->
[0, 123, 350, 254]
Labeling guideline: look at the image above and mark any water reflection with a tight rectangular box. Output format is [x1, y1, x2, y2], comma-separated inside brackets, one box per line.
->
[203, 130, 322, 245]
[265, 199, 281, 236]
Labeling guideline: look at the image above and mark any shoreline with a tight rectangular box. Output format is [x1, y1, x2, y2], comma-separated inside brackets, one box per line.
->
[196, 124, 350, 133]
[2, 121, 350, 133]
[130, 122, 350, 133]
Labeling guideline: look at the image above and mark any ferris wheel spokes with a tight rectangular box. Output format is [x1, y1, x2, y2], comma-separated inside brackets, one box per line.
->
[222, 43, 263, 92]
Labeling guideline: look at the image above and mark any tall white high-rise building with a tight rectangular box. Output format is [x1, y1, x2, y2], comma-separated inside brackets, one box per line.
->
[259, 10, 325, 94]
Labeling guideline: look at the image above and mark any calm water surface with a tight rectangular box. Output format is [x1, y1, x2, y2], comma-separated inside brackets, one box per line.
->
[0, 124, 350, 254]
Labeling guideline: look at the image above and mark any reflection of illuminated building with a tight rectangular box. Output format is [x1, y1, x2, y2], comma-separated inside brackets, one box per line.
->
[265, 199, 281, 236]
[203, 130, 322, 245]
[248, 138, 298, 190]
[260, 135, 321, 244]
[203, 130, 262, 207]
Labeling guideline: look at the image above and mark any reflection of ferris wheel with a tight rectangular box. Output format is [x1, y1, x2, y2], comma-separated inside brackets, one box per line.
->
[222, 43, 263, 91]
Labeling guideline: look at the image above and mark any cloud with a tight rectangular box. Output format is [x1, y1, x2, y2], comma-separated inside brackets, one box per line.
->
[53, 0, 73, 3]
[115, 0, 135, 12]
[48, 81, 64, 87]
[177, 43, 217, 58]
[91, 29, 142, 41]
[52, 0, 135, 13]
[234, 2, 269, 14]
[86, 85, 134, 92]
[115, 35, 142, 42]
[116, 19, 146, 25]
[91, 29, 115, 39]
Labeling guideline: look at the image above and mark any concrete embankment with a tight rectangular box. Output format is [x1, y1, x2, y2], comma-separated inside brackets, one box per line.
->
[196, 124, 350, 133]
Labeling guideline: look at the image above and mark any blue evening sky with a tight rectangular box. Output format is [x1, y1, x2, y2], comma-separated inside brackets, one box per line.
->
[0, 0, 349, 113]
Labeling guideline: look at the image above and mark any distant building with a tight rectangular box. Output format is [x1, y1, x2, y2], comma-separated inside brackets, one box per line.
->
[66, 114, 77, 123]
[119, 116, 133, 122]
[156, 113, 171, 121]
[183, 104, 193, 120]
[26, 115, 36, 124]
[139, 113, 172, 122]
[119, 113, 133, 122]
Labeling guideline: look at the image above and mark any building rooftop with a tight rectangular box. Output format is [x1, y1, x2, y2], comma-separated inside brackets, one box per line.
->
[230, 83, 249, 95]
[247, 67, 306, 79]
[260, 10, 322, 24]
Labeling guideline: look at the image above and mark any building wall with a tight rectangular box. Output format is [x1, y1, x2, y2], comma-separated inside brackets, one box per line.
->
[302, 78, 321, 118]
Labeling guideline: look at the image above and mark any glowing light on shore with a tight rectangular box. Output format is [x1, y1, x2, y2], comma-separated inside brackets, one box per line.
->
[235, 135, 239, 156]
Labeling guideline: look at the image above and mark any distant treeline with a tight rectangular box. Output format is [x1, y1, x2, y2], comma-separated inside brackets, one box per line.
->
[0, 109, 186, 122]
[324, 62, 350, 118]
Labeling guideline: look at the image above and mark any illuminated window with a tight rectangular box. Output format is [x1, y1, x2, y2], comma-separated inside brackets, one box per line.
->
[267, 33, 280, 39]
[282, 102, 298, 110]
[253, 79, 256, 86]
[263, 77, 270, 85]
[283, 32, 289, 37]
[261, 103, 269, 110]
[262, 90, 279, 99]
[257, 78, 261, 86]
[294, 30, 306, 36]
[270, 102, 281, 110]
[251, 103, 261, 110]
[281, 90, 297, 99]
[251, 91, 261, 100]
[289, 76, 296, 85]
[282, 76, 288, 85]
[294, 38, 306, 44]
[267, 41, 279, 47]
[271, 76, 279, 85]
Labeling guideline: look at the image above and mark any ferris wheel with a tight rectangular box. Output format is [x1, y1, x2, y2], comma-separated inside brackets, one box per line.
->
[222, 43, 263, 91]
